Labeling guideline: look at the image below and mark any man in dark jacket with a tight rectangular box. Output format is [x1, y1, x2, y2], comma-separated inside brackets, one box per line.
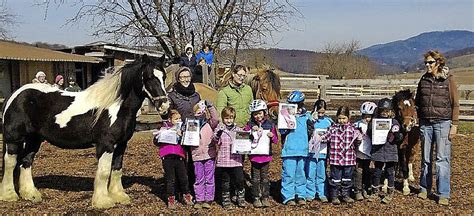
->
[415, 50, 459, 206]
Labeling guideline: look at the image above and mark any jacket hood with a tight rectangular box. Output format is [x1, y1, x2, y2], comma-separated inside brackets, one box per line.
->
[185, 43, 193, 53]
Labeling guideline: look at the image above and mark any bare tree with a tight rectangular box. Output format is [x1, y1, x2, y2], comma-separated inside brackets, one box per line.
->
[0, 3, 17, 39]
[316, 40, 377, 79]
[45, 0, 298, 63]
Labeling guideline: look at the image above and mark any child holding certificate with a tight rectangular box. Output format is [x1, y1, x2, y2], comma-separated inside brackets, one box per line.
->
[353, 101, 377, 201]
[213, 107, 247, 209]
[318, 106, 362, 205]
[280, 91, 314, 206]
[152, 110, 193, 209]
[244, 100, 278, 208]
[367, 98, 403, 204]
[189, 100, 219, 209]
[306, 99, 333, 203]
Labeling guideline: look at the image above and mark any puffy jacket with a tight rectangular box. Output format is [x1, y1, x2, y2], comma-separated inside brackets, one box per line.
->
[196, 50, 214, 65]
[280, 112, 314, 157]
[415, 72, 460, 125]
[152, 121, 186, 158]
[179, 44, 197, 71]
[216, 82, 254, 127]
[168, 90, 201, 121]
[190, 106, 219, 161]
[369, 118, 403, 162]
[214, 124, 244, 167]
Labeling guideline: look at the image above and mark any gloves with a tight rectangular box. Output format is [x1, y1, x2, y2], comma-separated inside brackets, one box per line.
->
[216, 129, 224, 138]
[449, 125, 457, 140]
[267, 131, 274, 138]
[252, 125, 259, 131]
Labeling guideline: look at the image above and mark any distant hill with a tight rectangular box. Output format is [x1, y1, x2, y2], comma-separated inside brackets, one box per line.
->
[357, 30, 474, 71]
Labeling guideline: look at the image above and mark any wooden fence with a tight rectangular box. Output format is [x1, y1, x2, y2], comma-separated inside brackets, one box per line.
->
[279, 75, 474, 121]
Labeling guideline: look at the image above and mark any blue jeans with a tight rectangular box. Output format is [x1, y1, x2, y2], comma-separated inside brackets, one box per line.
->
[281, 156, 306, 204]
[419, 119, 452, 198]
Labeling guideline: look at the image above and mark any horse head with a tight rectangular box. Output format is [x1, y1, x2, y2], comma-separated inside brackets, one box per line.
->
[140, 55, 170, 115]
[251, 69, 281, 122]
[393, 89, 418, 132]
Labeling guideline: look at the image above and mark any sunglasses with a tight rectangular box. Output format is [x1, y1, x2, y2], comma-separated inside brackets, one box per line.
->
[424, 60, 436, 65]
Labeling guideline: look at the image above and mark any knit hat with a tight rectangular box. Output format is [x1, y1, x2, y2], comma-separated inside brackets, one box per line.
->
[175, 67, 192, 81]
[55, 75, 64, 84]
[36, 71, 46, 78]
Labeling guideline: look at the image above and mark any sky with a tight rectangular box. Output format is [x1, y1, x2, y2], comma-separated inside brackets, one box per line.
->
[2, 0, 474, 51]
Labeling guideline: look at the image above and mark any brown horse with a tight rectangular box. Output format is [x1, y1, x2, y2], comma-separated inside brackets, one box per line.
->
[392, 89, 420, 195]
[248, 69, 281, 122]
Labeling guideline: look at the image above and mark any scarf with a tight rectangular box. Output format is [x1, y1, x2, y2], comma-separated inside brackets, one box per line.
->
[174, 82, 195, 97]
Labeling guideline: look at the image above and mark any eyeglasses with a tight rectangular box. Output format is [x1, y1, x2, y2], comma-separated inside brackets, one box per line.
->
[234, 73, 247, 78]
[424, 60, 436, 65]
[179, 75, 191, 80]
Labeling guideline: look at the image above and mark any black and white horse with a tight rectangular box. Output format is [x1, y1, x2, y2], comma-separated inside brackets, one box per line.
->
[0, 55, 169, 208]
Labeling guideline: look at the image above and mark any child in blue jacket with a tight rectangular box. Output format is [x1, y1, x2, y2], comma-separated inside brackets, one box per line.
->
[280, 91, 314, 206]
[306, 99, 333, 203]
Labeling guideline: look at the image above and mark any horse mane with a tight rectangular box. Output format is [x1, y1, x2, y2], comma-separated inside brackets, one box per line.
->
[250, 69, 281, 98]
[392, 89, 414, 119]
[84, 57, 149, 125]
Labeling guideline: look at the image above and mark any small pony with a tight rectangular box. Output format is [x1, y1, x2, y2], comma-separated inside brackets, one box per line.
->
[248, 69, 281, 122]
[0, 55, 169, 208]
[392, 89, 420, 195]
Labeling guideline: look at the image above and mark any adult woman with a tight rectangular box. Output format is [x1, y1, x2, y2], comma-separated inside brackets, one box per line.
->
[415, 50, 459, 206]
[168, 67, 201, 121]
[216, 65, 254, 127]
[53, 75, 65, 90]
[32, 71, 49, 84]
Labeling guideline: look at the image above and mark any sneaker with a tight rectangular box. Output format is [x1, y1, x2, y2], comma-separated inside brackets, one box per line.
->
[261, 197, 271, 207]
[183, 193, 194, 205]
[319, 196, 329, 203]
[194, 202, 202, 209]
[418, 191, 428, 200]
[342, 196, 354, 203]
[286, 200, 297, 206]
[306, 198, 313, 203]
[253, 199, 263, 208]
[438, 197, 449, 206]
[331, 197, 341, 205]
[297, 198, 306, 206]
[355, 193, 364, 201]
[168, 196, 177, 209]
[202, 202, 212, 209]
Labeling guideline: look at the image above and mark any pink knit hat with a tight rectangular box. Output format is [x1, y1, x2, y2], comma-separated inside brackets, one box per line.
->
[55, 75, 64, 84]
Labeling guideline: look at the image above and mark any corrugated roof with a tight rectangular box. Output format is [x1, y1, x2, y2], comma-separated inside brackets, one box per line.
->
[0, 40, 102, 63]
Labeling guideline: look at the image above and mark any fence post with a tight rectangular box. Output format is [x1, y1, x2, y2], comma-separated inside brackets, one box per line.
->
[320, 76, 327, 100]
[202, 65, 209, 86]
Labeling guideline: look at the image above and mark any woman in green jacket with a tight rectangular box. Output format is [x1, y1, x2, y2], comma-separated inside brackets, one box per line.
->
[216, 65, 254, 127]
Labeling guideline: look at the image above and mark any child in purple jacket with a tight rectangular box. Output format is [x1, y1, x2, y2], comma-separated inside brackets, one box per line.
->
[244, 100, 278, 208]
[152, 110, 193, 209]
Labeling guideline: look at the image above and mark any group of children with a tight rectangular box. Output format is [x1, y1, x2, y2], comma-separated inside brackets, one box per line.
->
[152, 90, 403, 209]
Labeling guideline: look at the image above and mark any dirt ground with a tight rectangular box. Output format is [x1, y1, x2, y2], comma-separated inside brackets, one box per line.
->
[0, 128, 473, 214]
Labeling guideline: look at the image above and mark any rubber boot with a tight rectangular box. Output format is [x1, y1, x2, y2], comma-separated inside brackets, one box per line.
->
[237, 189, 246, 208]
[382, 187, 394, 204]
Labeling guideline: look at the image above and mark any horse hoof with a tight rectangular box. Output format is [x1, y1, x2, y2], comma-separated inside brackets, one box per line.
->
[408, 176, 415, 181]
[110, 192, 131, 205]
[0, 190, 19, 201]
[92, 195, 116, 209]
[20, 188, 42, 203]
[403, 188, 411, 195]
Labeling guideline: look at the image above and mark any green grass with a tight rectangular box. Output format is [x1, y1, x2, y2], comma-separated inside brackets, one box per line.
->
[458, 121, 474, 135]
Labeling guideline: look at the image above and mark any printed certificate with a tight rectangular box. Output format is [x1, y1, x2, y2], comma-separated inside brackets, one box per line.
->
[278, 103, 297, 129]
[250, 129, 271, 155]
[231, 131, 252, 154]
[372, 118, 392, 145]
[182, 119, 200, 146]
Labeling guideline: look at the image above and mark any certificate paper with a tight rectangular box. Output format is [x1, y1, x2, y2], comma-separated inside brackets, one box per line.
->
[310, 129, 327, 154]
[231, 131, 252, 154]
[182, 119, 200, 146]
[371, 118, 392, 145]
[278, 103, 297, 129]
[250, 129, 271, 155]
[158, 130, 179, 144]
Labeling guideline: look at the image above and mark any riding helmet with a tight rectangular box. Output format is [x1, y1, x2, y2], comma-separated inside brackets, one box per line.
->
[249, 99, 268, 113]
[287, 91, 305, 103]
[377, 98, 393, 111]
[360, 101, 377, 115]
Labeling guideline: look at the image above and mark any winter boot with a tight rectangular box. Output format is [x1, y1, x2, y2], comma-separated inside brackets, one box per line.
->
[261, 197, 271, 207]
[222, 191, 233, 209]
[237, 189, 247, 208]
[183, 193, 194, 205]
[368, 186, 381, 202]
[331, 197, 341, 205]
[354, 192, 364, 201]
[342, 196, 355, 203]
[253, 197, 263, 208]
[382, 187, 394, 204]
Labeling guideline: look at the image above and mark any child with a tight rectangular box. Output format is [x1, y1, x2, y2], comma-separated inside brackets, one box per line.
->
[353, 101, 377, 200]
[280, 91, 314, 206]
[244, 100, 279, 208]
[318, 106, 362, 205]
[368, 98, 403, 204]
[187, 100, 219, 209]
[152, 110, 193, 209]
[214, 106, 247, 209]
[306, 99, 333, 203]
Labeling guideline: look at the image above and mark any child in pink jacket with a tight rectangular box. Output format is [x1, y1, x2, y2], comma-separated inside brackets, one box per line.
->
[188, 100, 218, 209]
[152, 110, 193, 208]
